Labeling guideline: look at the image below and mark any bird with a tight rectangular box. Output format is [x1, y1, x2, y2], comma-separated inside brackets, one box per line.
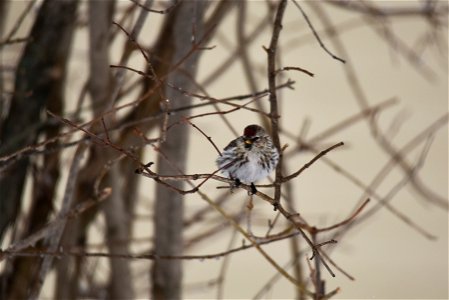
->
[216, 124, 279, 194]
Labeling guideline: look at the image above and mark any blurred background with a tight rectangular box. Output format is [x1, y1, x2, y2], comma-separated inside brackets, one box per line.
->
[0, 1, 447, 299]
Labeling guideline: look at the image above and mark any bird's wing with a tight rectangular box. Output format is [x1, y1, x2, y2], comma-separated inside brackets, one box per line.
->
[222, 137, 240, 152]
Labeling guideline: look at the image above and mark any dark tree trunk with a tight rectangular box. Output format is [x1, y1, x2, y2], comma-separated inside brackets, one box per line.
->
[151, 1, 206, 299]
[0, 0, 78, 299]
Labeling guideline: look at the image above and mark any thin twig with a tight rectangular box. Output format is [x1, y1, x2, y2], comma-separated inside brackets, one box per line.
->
[316, 199, 370, 233]
[129, 0, 178, 14]
[282, 142, 344, 182]
[184, 119, 222, 156]
[291, 0, 346, 63]
[0, 0, 36, 48]
[275, 66, 315, 77]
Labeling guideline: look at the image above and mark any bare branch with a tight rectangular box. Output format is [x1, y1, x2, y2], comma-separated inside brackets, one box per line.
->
[291, 0, 346, 63]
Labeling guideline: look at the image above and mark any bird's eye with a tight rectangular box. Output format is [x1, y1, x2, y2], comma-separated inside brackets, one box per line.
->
[252, 137, 259, 142]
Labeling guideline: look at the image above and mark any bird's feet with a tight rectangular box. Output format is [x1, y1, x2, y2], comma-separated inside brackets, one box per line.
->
[230, 178, 257, 195]
[230, 178, 241, 193]
[234, 178, 241, 187]
[250, 182, 257, 195]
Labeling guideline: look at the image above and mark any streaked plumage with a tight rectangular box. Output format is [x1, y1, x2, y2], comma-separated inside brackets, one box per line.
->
[216, 124, 279, 193]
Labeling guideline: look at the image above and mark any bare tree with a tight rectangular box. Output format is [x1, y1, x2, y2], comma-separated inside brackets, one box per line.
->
[0, 0, 447, 299]
[151, 2, 207, 299]
[0, 1, 77, 298]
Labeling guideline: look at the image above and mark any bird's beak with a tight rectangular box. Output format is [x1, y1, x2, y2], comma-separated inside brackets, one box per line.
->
[244, 139, 253, 145]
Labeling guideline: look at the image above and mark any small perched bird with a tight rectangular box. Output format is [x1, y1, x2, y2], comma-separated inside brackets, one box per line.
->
[216, 124, 279, 194]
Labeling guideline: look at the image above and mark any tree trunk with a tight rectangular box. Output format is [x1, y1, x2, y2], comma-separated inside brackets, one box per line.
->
[0, 0, 8, 128]
[0, 0, 78, 298]
[87, 1, 134, 298]
[151, 1, 206, 299]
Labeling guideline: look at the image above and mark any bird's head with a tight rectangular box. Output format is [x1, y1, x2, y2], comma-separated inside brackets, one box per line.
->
[243, 124, 265, 146]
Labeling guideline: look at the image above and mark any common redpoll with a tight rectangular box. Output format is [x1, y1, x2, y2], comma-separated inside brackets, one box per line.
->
[216, 124, 279, 194]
